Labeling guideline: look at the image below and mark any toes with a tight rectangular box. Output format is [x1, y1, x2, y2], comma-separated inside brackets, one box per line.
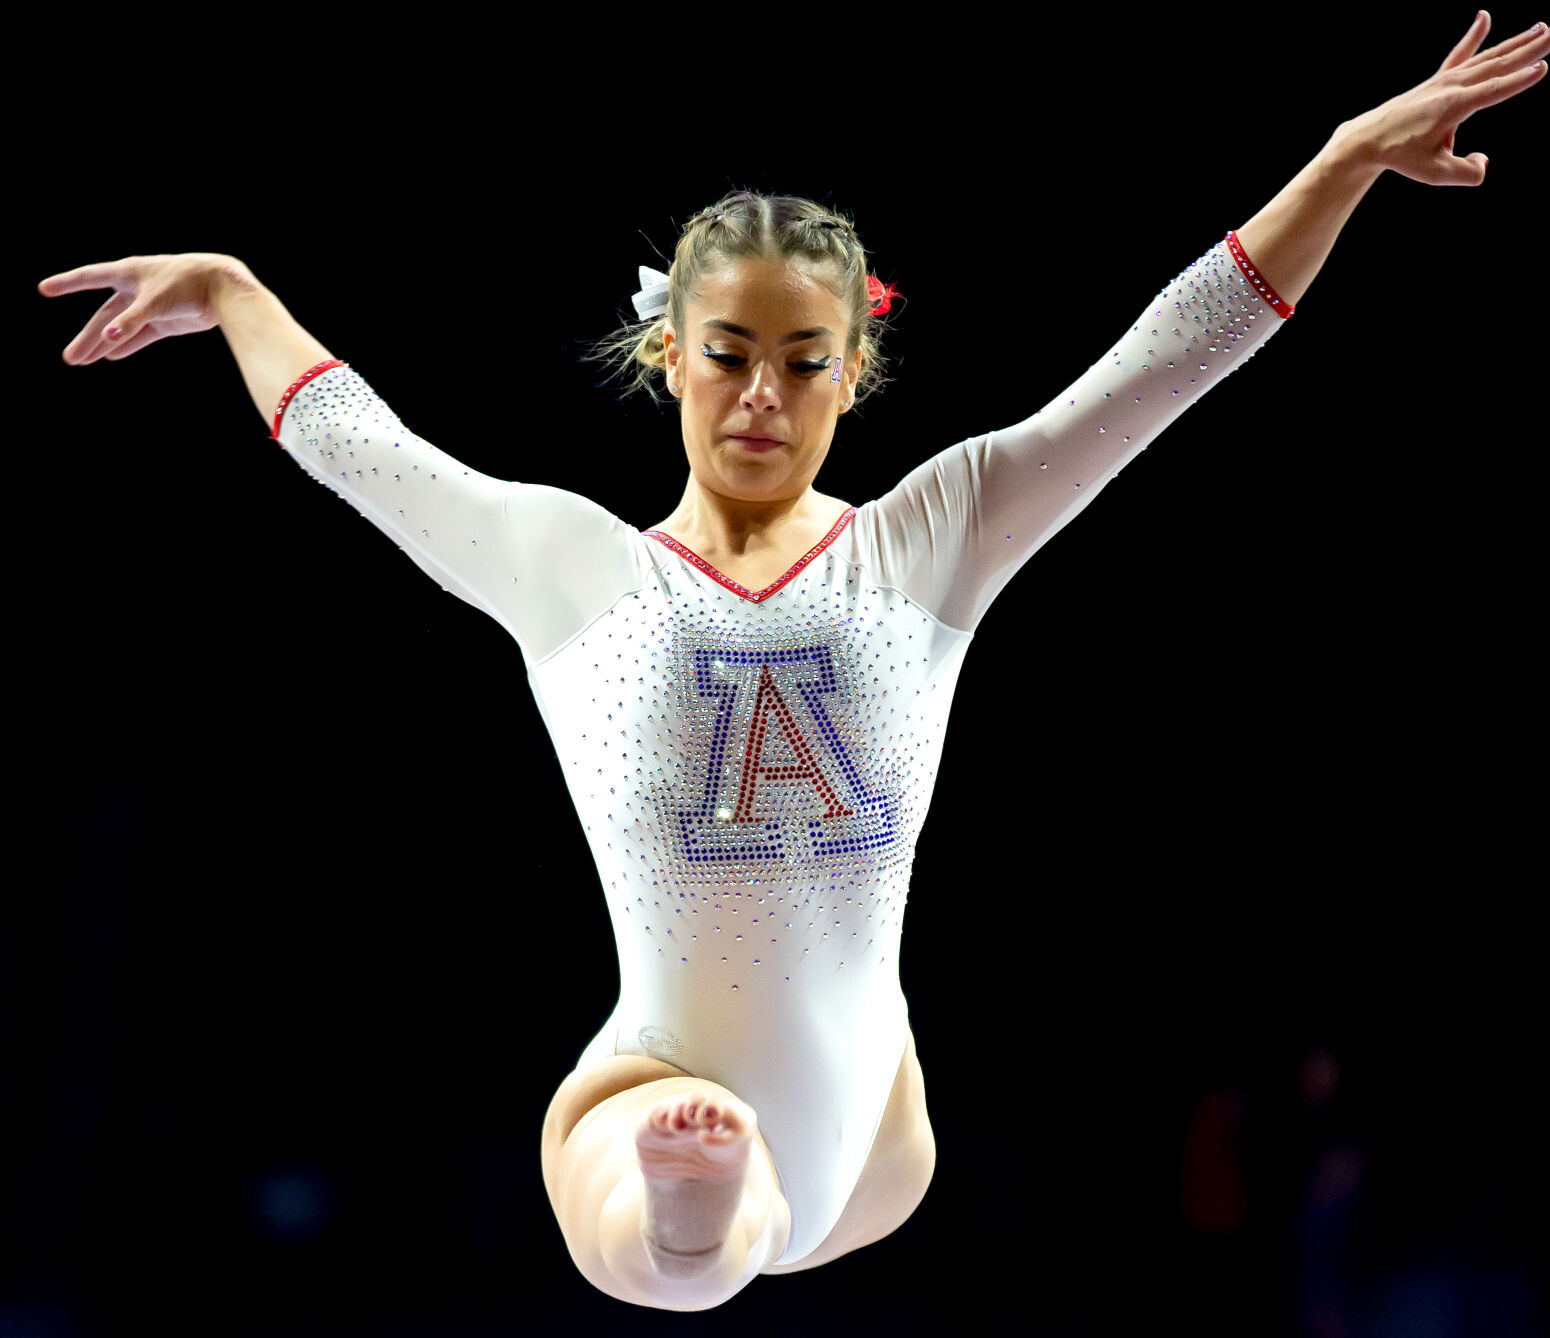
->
[647, 1092, 746, 1136]
[682, 1094, 719, 1126]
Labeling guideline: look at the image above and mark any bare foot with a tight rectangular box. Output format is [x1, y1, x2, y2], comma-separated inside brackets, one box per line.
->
[636, 1090, 755, 1181]
[635, 1091, 756, 1274]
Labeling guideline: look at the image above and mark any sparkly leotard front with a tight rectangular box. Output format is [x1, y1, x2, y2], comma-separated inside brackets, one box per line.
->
[269, 231, 1293, 1266]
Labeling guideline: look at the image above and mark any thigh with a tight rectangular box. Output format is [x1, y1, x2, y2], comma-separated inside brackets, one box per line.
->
[759, 1028, 935, 1276]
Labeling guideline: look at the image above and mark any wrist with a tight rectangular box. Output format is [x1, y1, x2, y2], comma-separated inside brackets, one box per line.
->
[209, 256, 266, 321]
[1322, 124, 1387, 185]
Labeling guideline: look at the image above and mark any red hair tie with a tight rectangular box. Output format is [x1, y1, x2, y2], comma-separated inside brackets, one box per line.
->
[867, 274, 899, 317]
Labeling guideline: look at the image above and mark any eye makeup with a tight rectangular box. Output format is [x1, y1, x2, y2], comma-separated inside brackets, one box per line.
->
[700, 343, 830, 373]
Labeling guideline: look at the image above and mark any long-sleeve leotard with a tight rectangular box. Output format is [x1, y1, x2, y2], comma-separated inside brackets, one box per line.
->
[269, 231, 1292, 1265]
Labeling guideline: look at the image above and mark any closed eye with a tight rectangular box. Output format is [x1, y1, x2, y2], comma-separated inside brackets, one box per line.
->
[704, 352, 830, 374]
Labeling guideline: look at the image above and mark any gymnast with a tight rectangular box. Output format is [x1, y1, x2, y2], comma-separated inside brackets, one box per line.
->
[39, 13, 1546, 1312]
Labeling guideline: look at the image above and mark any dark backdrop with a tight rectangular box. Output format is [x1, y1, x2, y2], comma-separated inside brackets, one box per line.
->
[9, 7, 1545, 1336]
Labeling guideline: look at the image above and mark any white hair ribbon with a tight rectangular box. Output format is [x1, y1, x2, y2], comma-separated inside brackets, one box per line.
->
[631, 266, 672, 322]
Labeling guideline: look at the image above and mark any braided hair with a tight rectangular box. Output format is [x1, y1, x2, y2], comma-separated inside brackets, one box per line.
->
[583, 190, 900, 410]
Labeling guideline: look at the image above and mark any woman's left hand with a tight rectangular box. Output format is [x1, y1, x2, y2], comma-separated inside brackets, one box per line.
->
[1334, 11, 1548, 185]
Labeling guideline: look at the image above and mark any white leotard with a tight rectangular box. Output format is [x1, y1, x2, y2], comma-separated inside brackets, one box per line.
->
[269, 231, 1292, 1265]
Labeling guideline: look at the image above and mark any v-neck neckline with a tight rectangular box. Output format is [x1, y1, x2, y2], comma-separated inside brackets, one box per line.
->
[642, 506, 858, 604]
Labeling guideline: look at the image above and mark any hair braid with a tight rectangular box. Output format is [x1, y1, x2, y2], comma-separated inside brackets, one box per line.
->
[582, 190, 898, 410]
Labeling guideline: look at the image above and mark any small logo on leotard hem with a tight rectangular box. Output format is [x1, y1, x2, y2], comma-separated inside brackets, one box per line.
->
[638, 1026, 685, 1060]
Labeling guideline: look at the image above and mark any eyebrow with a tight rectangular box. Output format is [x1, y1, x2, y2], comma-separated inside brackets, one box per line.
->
[700, 320, 834, 346]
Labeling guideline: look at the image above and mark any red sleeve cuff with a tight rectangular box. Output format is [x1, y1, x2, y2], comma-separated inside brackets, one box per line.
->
[1224, 231, 1295, 319]
[270, 358, 349, 440]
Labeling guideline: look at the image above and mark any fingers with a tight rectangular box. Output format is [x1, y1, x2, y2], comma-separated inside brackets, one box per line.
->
[99, 325, 162, 362]
[1460, 50, 1550, 114]
[37, 260, 130, 296]
[1439, 9, 1490, 71]
[62, 292, 130, 365]
[1441, 14, 1547, 79]
[43, 260, 137, 365]
[1470, 19, 1550, 76]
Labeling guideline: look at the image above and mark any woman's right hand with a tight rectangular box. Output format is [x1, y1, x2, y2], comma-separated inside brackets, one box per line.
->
[39, 252, 252, 366]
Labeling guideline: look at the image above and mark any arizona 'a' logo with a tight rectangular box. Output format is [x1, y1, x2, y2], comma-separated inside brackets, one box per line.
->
[676, 644, 894, 866]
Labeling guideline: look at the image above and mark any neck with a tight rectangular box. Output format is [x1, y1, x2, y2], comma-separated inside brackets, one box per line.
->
[660, 476, 828, 557]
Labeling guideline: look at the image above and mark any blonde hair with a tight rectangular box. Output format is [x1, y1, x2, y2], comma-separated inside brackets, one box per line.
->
[581, 190, 899, 412]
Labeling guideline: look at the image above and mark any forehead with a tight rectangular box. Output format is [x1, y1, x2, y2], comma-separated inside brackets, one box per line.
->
[690, 257, 845, 325]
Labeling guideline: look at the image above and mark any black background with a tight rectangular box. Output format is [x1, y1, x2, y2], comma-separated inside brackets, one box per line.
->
[8, 6, 1546, 1336]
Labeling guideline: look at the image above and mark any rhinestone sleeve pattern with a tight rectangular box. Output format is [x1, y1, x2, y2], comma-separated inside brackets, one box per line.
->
[271, 361, 648, 664]
[846, 231, 1294, 633]
[1226, 229, 1294, 317]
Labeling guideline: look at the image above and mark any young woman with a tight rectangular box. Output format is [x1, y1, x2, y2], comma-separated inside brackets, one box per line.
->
[37, 13, 1547, 1314]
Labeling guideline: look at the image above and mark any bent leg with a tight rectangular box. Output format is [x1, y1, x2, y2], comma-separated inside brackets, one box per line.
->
[542, 1061, 792, 1312]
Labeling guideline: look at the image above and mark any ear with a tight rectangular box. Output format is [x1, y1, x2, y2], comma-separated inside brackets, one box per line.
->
[662, 324, 681, 395]
[658, 325, 674, 394]
[847, 347, 864, 400]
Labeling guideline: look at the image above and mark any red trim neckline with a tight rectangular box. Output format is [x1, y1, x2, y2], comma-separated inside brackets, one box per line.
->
[644, 507, 858, 603]
[1224, 230, 1295, 319]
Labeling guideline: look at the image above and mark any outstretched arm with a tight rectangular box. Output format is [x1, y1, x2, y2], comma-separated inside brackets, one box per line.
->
[1235, 11, 1548, 308]
[40, 250, 644, 666]
[855, 13, 1546, 635]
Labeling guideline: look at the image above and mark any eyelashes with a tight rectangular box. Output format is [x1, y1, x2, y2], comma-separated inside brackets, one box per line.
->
[700, 344, 830, 374]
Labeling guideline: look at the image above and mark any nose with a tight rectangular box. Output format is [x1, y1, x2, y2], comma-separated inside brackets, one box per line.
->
[741, 358, 783, 411]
